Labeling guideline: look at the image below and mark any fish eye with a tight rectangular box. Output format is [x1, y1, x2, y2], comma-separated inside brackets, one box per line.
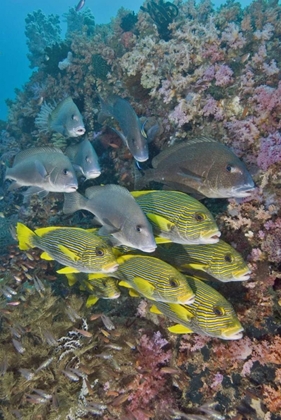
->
[85, 155, 90, 163]
[213, 306, 225, 316]
[194, 212, 205, 222]
[95, 247, 105, 256]
[224, 253, 233, 263]
[72, 114, 78, 121]
[226, 163, 233, 172]
[169, 277, 179, 288]
[136, 225, 142, 233]
[63, 168, 70, 175]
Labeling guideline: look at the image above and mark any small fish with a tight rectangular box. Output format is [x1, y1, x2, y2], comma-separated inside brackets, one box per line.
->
[65, 272, 120, 307]
[63, 184, 156, 252]
[115, 254, 195, 304]
[75, 0, 86, 12]
[16, 223, 119, 274]
[131, 190, 220, 244]
[155, 239, 251, 282]
[150, 277, 244, 340]
[98, 95, 149, 162]
[5, 147, 78, 198]
[35, 97, 85, 138]
[65, 139, 101, 180]
[136, 136, 255, 198]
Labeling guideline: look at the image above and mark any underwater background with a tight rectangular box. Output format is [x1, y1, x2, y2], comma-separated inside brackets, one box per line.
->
[1, 0, 281, 419]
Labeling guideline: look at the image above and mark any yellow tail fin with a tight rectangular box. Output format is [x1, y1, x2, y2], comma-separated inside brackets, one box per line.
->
[16, 222, 36, 250]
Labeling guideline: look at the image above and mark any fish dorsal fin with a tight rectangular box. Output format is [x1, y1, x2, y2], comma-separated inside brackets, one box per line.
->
[119, 280, 133, 289]
[57, 266, 80, 274]
[152, 136, 217, 168]
[129, 289, 140, 298]
[13, 147, 63, 165]
[34, 226, 63, 237]
[131, 190, 157, 198]
[58, 245, 79, 261]
[86, 296, 99, 307]
[155, 236, 172, 244]
[146, 213, 174, 232]
[116, 254, 136, 265]
[150, 304, 163, 315]
[168, 324, 194, 334]
[40, 251, 54, 260]
[134, 276, 155, 297]
[168, 303, 194, 321]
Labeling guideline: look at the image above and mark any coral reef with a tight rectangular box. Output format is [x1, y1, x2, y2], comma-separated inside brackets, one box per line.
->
[1, 0, 281, 418]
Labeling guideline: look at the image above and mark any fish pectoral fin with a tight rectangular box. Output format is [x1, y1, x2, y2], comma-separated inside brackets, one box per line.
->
[23, 187, 48, 203]
[86, 296, 99, 307]
[133, 276, 155, 297]
[40, 251, 54, 260]
[58, 244, 79, 261]
[57, 266, 80, 274]
[168, 303, 194, 321]
[129, 289, 140, 298]
[146, 213, 174, 232]
[150, 304, 163, 315]
[65, 273, 78, 286]
[34, 159, 48, 179]
[177, 167, 204, 183]
[119, 280, 133, 289]
[168, 324, 194, 334]
[187, 262, 208, 271]
[155, 236, 172, 244]
[110, 127, 128, 146]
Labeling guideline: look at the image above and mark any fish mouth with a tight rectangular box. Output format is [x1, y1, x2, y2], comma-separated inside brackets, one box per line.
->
[141, 246, 157, 253]
[65, 185, 78, 192]
[201, 231, 221, 244]
[221, 326, 244, 340]
[102, 262, 119, 273]
[75, 127, 86, 136]
[180, 294, 195, 305]
[233, 270, 251, 281]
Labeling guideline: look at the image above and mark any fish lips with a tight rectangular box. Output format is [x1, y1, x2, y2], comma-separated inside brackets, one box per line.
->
[181, 294, 196, 305]
[233, 270, 251, 281]
[200, 231, 221, 244]
[221, 326, 244, 340]
[231, 183, 256, 198]
[139, 245, 157, 253]
[102, 262, 119, 273]
[64, 184, 78, 192]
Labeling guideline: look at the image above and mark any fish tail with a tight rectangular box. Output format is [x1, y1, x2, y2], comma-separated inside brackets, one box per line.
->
[16, 222, 36, 250]
[63, 191, 85, 214]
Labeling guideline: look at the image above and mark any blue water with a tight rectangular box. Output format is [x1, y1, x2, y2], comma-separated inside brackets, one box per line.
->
[0, 0, 251, 121]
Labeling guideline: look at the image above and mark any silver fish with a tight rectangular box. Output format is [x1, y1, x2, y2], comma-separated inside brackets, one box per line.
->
[5, 147, 78, 197]
[65, 139, 101, 180]
[63, 184, 156, 252]
[136, 136, 255, 198]
[75, 0, 86, 12]
[98, 95, 149, 162]
[35, 97, 85, 138]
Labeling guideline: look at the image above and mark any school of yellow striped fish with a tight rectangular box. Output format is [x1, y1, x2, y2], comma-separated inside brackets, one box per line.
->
[9, 94, 255, 341]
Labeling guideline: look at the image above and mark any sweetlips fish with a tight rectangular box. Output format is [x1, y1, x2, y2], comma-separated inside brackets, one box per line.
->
[131, 190, 220, 244]
[65, 139, 101, 180]
[115, 254, 195, 304]
[65, 272, 120, 307]
[155, 239, 251, 282]
[98, 94, 149, 162]
[150, 277, 244, 340]
[136, 136, 255, 198]
[63, 184, 156, 253]
[35, 97, 85, 137]
[5, 147, 78, 198]
[16, 223, 119, 274]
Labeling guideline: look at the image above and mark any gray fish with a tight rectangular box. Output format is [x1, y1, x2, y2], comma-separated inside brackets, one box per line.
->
[35, 97, 85, 138]
[75, 0, 86, 12]
[98, 95, 149, 162]
[137, 136, 255, 198]
[5, 147, 78, 197]
[63, 184, 156, 252]
[65, 139, 101, 180]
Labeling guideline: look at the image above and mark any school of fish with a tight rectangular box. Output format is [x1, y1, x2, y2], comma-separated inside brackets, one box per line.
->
[8, 92, 255, 340]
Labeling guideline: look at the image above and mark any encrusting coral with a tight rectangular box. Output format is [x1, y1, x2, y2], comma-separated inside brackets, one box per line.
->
[1, 0, 281, 418]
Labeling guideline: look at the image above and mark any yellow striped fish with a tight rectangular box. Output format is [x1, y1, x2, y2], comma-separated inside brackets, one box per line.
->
[154, 240, 251, 282]
[65, 273, 120, 307]
[131, 190, 220, 244]
[116, 254, 195, 304]
[16, 223, 119, 274]
[150, 277, 243, 339]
